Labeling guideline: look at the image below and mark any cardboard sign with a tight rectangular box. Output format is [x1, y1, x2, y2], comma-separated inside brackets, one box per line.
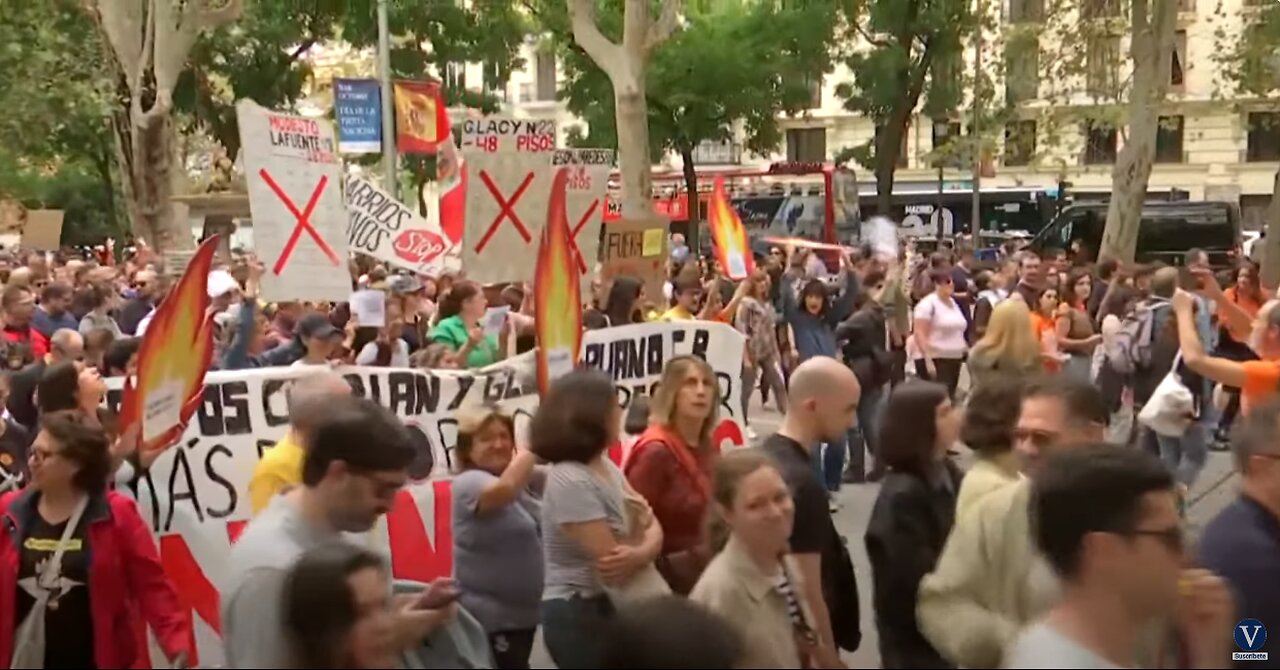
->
[237, 101, 351, 302]
[460, 116, 556, 155]
[345, 176, 455, 274]
[22, 210, 64, 250]
[601, 217, 669, 306]
[461, 152, 552, 284]
[113, 322, 747, 668]
[349, 289, 387, 327]
[551, 149, 613, 294]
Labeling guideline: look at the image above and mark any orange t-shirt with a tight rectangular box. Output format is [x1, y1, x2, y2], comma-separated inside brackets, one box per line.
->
[1220, 287, 1267, 343]
[1241, 359, 1280, 415]
[1030, 312, 1061, 373]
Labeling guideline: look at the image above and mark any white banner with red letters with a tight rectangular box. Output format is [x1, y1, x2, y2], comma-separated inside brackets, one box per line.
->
[113, 322, 746, 667]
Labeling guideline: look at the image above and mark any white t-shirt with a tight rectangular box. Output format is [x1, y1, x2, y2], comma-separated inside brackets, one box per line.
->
[913, 293, 969, 359]
[355, 339, 410, 367]
[1002, 620, 1126, 669]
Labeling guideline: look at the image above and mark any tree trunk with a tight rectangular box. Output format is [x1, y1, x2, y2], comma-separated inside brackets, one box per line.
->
[1261, 168, 1280, 289]
[1099, 0, 1177, 263]
[680, 145, 699, 251]
[615, 80, 655, 221]
[112, 108, 188, 251]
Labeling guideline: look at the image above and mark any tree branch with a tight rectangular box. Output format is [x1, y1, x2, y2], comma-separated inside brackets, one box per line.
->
[568, 0, 622, 79]
[197, 0, 244, 28]
[853, 22, 894, 49]
[645, 0, 682, 53]
[288, 38, 317, 63]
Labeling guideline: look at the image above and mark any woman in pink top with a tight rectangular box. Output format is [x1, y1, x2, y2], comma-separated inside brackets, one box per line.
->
[911, 269, 969, 398]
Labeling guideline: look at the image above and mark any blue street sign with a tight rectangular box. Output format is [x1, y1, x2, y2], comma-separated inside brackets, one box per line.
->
[334, 78, 383, 154]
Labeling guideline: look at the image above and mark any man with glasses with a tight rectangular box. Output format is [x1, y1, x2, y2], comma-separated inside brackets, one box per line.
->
[1199, 398, 1280, 667]
[118, 269, 158, 336]
[6, 328, 82, 430]
[661, 274, 703, 321]
[224, 395, 452, 667]
[1005, 446, 1233, 669]
[918, 375, 1108, 667]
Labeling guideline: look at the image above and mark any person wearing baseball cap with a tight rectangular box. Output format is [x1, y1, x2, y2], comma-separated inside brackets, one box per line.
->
[293, 313, 344, 367]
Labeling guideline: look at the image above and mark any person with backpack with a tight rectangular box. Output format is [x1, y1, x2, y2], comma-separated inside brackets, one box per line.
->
[837, 270, 892, 483]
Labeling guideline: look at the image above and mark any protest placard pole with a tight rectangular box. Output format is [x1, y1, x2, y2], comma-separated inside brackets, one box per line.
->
[377, 0, 398, 198]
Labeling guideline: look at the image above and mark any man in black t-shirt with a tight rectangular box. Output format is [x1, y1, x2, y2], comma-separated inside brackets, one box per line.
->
[761, 357, 862, 665]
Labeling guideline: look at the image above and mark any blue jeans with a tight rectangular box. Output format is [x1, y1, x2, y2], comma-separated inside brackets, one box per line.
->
[847, 384, 887, 477]
[540, 595, 614, 669]
[813, 433, 853, 493]
[1143, 421, 1209, 488]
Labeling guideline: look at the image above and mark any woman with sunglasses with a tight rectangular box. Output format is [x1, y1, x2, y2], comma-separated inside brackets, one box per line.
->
[911, 269, 968, 398]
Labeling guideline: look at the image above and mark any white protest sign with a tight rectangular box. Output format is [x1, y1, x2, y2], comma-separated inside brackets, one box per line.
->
[552, 148, 614, 294]
[459, 116, 556, 155]
[482, 305, 510, 339]
[237, 101, 350, 302]
[346, 175, 456, 275]
[115, 322, 746, 667]
[461, 116, 558, 284]
[350, 289, 386, 327]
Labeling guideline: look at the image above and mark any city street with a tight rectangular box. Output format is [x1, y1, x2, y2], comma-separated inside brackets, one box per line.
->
[532, 392, 1243, 668]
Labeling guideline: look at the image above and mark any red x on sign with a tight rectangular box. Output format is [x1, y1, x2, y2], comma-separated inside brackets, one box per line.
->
[567, 199, 599, 274]
[474, 170, 534, 254]
[260, 169, 341, 275]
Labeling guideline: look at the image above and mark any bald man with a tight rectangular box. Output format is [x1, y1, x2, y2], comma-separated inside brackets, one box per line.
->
[249, 372, 353, 514]
[759, 357, 861, 664]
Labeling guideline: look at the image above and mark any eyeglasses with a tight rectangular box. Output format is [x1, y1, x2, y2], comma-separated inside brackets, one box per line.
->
[29, 447, 60, 464]
[1127, 526, 1185, 554]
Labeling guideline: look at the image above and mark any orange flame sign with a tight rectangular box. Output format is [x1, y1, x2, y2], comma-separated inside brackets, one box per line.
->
[535, 168, 584, 396]
[118, 236, 220, 456]
[708, 176, 755, 280]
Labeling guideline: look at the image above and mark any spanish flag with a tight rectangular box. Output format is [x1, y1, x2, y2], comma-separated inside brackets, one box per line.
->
[394, 80, 450, 154]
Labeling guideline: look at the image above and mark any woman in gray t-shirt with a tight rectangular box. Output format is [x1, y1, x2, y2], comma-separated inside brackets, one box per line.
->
[532, 370, 664, 670]
[450, 407, 544, 669]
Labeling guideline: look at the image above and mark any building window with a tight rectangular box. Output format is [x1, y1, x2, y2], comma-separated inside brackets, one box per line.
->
[1005, 39, 1040, 105]
[1086, 36, 1121, 97]
[535, 49, 557, 102]
[874, 124, 910, 168]
[786, 128, 827, 163]
[1171, 31, 1187, 88]
[1082, 0, 1120, 18]
[1008, 0, 1045, 22]
[932, 120, 962, 152]
[1155, 115, 1184, 163]
[1247, 112, 1280, 161]
[1083, 121, 1118, 164]
[1004, 120, 1037, 166]
[807, 75, 823, 108]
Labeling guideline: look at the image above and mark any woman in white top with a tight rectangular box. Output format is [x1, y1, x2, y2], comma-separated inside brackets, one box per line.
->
[912, 268, 969, 398]
[355, 300, 411, 367]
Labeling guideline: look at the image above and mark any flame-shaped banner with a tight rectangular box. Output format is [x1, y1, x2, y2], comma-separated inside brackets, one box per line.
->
[708, 176, 755, 280]
[535, 168, 584, 396]
[118, 236, 220, 457]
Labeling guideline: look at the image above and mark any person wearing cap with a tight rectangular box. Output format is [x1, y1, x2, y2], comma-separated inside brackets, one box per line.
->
[136, 268, 237, 338]
[292, 313, 345, 366]
[220, 263, 313, 369]
[388, 273, 428, 352]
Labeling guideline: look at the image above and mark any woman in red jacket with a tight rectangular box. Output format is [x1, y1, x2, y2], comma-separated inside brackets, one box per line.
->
[625, 355, 720, 595]
[0, 411, 189, 668]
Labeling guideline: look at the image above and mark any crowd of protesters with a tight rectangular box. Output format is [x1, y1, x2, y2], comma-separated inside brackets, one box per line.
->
[0, 224, 1269, 669]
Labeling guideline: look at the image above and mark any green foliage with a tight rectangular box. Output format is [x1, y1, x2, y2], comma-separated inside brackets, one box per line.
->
[0, 0, 122, 241]
[1213, 3, 1280, 99]
[836, 0, 975, 175]
[536, 0, 848, 161]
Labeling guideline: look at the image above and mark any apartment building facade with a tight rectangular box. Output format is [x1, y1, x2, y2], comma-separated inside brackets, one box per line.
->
[497, 1, 1280, 229]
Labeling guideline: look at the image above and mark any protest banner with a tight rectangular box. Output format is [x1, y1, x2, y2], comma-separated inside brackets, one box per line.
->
[393, 80, 449, 154]
[118, 321, 745, 666]
[333, 78, 383, 154]
[345, 175, 455, 274]
[460, 116, 556, 154]
[237, 101, 351, 302]
[601, 217, 669, 304]
[21, 209, 64, 250]
[552, 148, 613, 294]
[461, 116, 558, 284]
